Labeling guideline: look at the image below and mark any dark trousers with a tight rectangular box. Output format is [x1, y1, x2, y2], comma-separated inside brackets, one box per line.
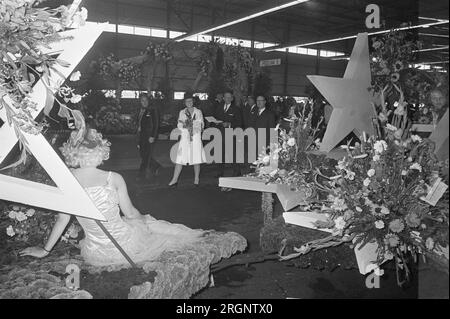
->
[139, 139, 161, 173]
[217, 128, 242, 177]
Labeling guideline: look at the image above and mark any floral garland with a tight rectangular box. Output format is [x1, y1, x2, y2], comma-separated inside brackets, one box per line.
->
[195, 39, 256, 100]
[370, 28, 449, 126]
[98, 53, 142, 86]
[223, 43, 255, 98]
[142, 41, 173, 62]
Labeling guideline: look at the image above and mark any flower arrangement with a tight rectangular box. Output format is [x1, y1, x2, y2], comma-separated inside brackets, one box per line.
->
[250, 101, 328, 196]
[0, 0, 88, 167]
[281, 123, 449, 285]
[370, 28, 420, 91]
[370, 28, 449, 126]
[1, 204, 83, 247]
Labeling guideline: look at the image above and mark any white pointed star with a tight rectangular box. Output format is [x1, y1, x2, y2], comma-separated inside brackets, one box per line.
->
[307, 33, 376, 152]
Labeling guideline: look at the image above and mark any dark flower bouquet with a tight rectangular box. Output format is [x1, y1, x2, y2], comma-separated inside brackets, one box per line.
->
[179, 109, 197, 142]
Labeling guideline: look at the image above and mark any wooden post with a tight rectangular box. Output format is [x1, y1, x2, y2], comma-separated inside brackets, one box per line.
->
[261, 192, 274, 226]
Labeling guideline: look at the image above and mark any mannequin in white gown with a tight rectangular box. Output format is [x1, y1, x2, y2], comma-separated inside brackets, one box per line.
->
[19, 129, 214, 267]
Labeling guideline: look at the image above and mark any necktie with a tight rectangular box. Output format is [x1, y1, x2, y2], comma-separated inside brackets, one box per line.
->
[224, 104, 230, 112]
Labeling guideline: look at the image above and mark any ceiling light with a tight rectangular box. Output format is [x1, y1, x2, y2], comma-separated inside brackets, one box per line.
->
[265, 20, 449, 52]
[174, 0, 310, 42]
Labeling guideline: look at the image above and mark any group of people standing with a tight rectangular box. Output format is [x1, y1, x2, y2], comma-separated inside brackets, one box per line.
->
[136, 91, 279, 189]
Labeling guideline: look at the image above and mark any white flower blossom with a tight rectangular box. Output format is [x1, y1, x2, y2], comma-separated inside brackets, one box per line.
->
[262, 156, 270, 165]
[380, 206, 390, 215]
[401, 170, 408, 176]
[25, 209, 35, 217]
[425, 237, 435, 250]
[334, 216, 346, 230]
[410, 163, 422, 172]
[356, 206, 363, 213]
[331, 197, 348, 211]
[367, 169, 376, 177]
[70, 94, 82, 104]
[363, 178, 371, 187]
[6, 226, 15, 237]
[375, 220, 385, 229]
[411, 135, 422, 143]
[345, 170, 355, 180]
[337, 159, 347, 170]
[373, 140, 388, 154]
[386, 124, 397, 131]
[15, 212, 27, 222]
[287, 138, 296, 147]
[69, 71, 81, 82]
[373, 154, 380, 162]
[8, 211, 17, 220]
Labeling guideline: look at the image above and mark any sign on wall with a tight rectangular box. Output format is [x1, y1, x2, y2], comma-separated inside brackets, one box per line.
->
[260, 58, 282, 67]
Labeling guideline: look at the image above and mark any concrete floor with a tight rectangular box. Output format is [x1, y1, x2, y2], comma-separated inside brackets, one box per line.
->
[101, 135, 448, 299]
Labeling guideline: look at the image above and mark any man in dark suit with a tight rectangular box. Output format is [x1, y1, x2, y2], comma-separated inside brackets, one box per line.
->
[137, 93, 161, 179]
[213, 90, 243, 181]
[241, 95, 257, 169]
[242, 95, 257, 129]
[254, 95, 276, 158]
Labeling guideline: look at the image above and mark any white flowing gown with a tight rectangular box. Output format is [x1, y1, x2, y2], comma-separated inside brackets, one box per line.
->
[174, 107, 206, 166]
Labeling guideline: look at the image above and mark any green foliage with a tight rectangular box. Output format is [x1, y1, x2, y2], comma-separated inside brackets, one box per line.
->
[0, 0, 87, 134]
[253, 70, 273, 98]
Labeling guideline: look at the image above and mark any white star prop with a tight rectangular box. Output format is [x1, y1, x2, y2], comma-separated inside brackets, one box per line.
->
[0, 23, 107, 221]
[307, 33, 376, 152]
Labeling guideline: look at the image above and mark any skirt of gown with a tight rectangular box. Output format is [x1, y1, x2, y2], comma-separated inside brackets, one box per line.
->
[77, 184, 206, 267]
[79, 214, 206, 267]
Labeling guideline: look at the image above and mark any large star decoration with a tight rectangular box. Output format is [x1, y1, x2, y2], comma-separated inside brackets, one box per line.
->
[307, 33, 376, 152]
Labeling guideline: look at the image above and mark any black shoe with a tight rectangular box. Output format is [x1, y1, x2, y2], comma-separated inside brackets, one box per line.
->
[168, 182, 178, 188]
[194, 181, 200, 187]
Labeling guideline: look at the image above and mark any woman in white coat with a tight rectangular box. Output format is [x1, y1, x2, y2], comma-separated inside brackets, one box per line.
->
[168, 93, 206, 187]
